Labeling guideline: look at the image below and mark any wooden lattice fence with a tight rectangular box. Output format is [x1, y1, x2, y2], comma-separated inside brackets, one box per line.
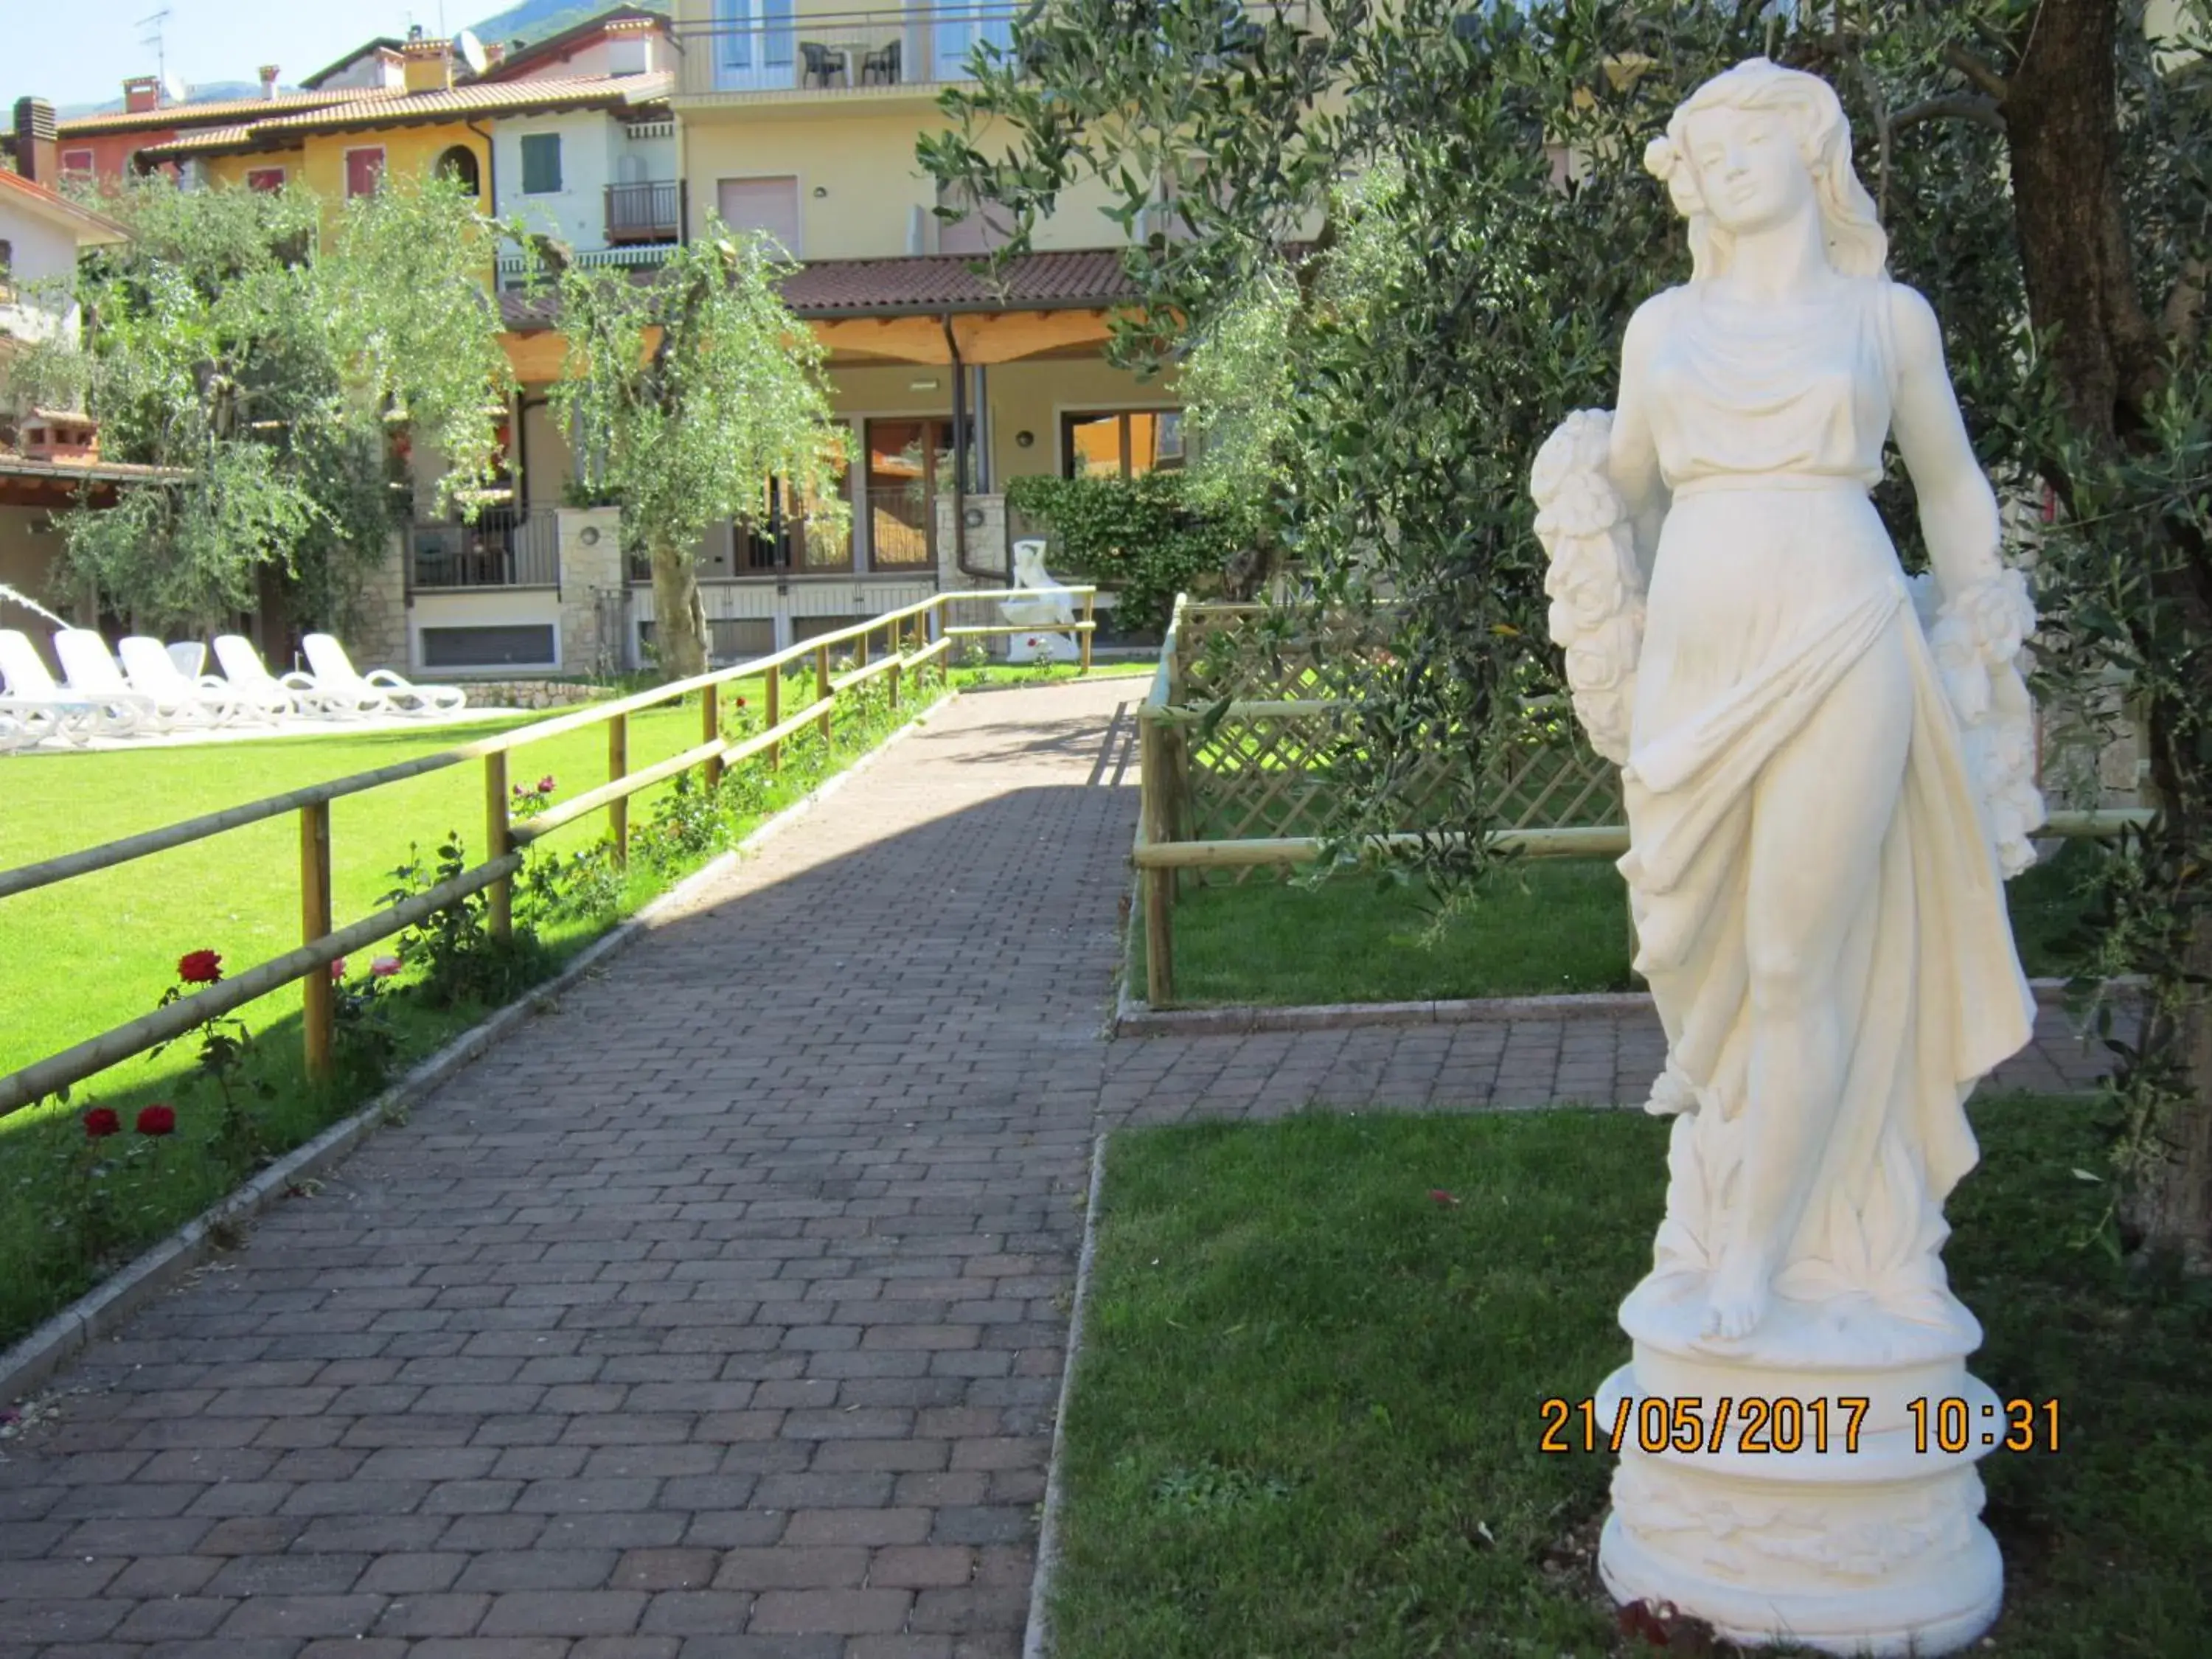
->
[1155, 601, 1622, 884]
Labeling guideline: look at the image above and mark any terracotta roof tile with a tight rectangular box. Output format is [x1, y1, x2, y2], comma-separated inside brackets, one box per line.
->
[0, 169, 131, 240]
[498, 249, 1138, 330]
[139, 73, 672, 157]
[58, 89, 388, 136]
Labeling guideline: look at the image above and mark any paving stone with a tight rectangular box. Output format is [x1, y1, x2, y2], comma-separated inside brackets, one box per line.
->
[0, 680, 2112, 1659]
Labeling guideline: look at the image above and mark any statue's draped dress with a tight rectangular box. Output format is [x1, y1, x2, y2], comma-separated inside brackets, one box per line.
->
[1624, 274, 2034, 1315]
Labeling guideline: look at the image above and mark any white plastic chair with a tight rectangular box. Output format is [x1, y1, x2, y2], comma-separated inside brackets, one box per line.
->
[0, 629, 133, 741]
[166, 640, 207, 678]
[301, 633, 466, 717]
[119, 636, 255, 726]
[55, 629, 183, 731]
[212, 634, 344, 720]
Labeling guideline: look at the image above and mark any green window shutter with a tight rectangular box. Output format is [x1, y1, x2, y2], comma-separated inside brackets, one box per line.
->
[521, 134, 563, 195]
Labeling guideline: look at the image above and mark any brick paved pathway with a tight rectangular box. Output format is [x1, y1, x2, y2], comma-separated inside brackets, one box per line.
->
[0, 678, 2110, 1658]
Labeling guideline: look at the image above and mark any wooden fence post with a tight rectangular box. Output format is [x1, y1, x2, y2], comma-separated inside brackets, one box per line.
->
[1080, 588, 1095, 673]
[608, 712, 630, 864]
[701, 681, 723, 793]
[299, 800, 335, 1083]
[815, 641, 833, 742]
[765, 661, 782, 769]
[1141, 712, 1175, 1006]
[484, 752, 512, 940]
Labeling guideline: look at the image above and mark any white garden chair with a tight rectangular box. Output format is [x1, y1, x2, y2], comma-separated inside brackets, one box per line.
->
[118, 636, 257, 726]
[0, 629, 134, 742]
[301, 633, 467, 717]
[55, 629, 188, 732]
[212, 634, 346, 720]
[166, 640, 208, 678]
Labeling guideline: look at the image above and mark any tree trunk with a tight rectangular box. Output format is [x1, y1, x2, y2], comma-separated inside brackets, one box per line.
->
[1993, 0, 2211, 1267]
[650, 536, 710, 681]
[1996, 0, 2163, 445]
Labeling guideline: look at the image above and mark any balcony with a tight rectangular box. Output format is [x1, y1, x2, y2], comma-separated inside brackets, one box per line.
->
[496, 242, 683, 285]
[606, 179, 686, 243]
[673, 3, 1020, 101]
[409, 509, 561, 591]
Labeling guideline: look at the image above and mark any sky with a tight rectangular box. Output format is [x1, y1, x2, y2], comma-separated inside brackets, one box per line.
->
[3, 0, 462, 111]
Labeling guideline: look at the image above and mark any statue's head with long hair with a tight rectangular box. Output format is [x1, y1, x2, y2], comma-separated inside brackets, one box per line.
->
[1642, 58, 1886, 281]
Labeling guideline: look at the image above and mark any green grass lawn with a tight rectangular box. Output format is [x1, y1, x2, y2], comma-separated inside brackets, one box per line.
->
[1054, 1096, 2211, 1658]
[1137, 841, 2105, 1006]
[0, 661, 1156, 1346]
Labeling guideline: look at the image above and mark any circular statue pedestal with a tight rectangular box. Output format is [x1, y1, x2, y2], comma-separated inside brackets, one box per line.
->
[1595, 1273, 2003, 1656]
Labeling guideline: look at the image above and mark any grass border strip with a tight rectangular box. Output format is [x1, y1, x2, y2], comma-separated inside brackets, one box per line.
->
[0, 691, 951, 1409]
[1112, 977, 2128, 1037]
[1023, 1130, 1109, 1659]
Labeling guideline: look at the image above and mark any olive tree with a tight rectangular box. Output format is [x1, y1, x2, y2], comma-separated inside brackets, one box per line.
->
[26, 172, 510, 633]
[922, 0, 2212, 1262]
[546, 226, 849, 681]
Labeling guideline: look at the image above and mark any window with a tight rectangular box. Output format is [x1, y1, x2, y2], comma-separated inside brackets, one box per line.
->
[344, 147, 385, 198]
[420, 625, 557, 669]
[60, 148, 94, 179]
[0, 239, 12, 302]
[244, 167, 286, 192]
[713, 0, 795, 83]
[519, 133, 563, 196]
[435, 145, 481, 198]
[935, 180, 1010, 257]
[716, 175, 801, 259]
[1062, 409, 1186, 479]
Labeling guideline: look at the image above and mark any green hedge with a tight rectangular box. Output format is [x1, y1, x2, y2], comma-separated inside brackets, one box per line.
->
[1006, 471, 1256, 632]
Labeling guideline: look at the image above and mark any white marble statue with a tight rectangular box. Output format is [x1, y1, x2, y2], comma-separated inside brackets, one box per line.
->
[1001, 539, 1082, 663]
[1529, 58, 2045, 1655]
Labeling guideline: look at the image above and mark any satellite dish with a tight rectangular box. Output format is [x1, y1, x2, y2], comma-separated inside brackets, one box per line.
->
[159, 69, 187, 105]
[455, 29, 489, 77]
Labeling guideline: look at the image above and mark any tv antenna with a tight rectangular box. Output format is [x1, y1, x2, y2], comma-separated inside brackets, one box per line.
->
[138, 7, 173, 80]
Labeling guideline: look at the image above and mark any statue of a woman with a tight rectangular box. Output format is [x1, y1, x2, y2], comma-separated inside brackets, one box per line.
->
[1531, 59, 2042, 1651]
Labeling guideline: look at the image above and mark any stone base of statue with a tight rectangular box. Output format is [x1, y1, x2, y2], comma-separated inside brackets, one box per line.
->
[1004, 630, 1081, 664]
[1595, 1271, 2003, 1657]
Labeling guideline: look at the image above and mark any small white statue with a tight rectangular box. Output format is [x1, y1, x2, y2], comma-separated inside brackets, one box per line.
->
[1001, 538, 1082, 663]
[1530, 58, 2044, 1655]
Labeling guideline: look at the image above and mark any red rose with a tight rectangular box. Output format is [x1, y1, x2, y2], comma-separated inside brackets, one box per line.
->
[536, 776, 555, 794]
[735, 697, 748, 707]
[177, 950, 223, 985]
[83, 1108, 122, 1138]
[330, 958, 347, 981]
[136, 1105, 176, 1137]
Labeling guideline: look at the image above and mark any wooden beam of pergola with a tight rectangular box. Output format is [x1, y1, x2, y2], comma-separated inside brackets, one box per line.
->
[499, 308, 1116, 383]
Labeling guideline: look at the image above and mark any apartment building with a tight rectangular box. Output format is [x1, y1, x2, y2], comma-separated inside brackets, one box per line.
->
[458, 0, 1189, 674]
[0, 148, 156, 664]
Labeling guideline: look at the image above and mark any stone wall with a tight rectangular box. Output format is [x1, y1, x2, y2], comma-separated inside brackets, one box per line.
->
[458, 679, 615, 711]
[346, 532, 411, 672]
[556, 507, 625, 676]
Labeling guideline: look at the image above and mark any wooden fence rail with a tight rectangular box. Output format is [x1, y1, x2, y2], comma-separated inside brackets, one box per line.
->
[0, 586, 1096, 1121]
[1133, 596, 2158, 1007]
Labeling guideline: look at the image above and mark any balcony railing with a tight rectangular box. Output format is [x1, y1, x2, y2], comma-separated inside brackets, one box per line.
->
[674, 3, 1020, 98]
[495, 242, 683, 284]
[606, 179, 686, 242]
[410, 509, 561, 590]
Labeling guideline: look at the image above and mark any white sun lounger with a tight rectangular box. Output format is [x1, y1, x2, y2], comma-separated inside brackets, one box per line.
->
[55, 629, 191, 731]
[212, 635, 346, 720]
[119, 636, 258, 726]
[302, 633, 467, 717]
[0, 629, 138, 742]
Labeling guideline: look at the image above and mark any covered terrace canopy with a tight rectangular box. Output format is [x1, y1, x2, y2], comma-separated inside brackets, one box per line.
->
[0, 453, 187, 509]
[496, 248, 1144, 380]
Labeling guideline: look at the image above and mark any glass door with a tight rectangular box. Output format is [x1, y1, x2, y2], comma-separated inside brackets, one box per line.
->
[712, 0, 797, 90]
[864, 417, 971, 571]
[932, 1, 1016, 80]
